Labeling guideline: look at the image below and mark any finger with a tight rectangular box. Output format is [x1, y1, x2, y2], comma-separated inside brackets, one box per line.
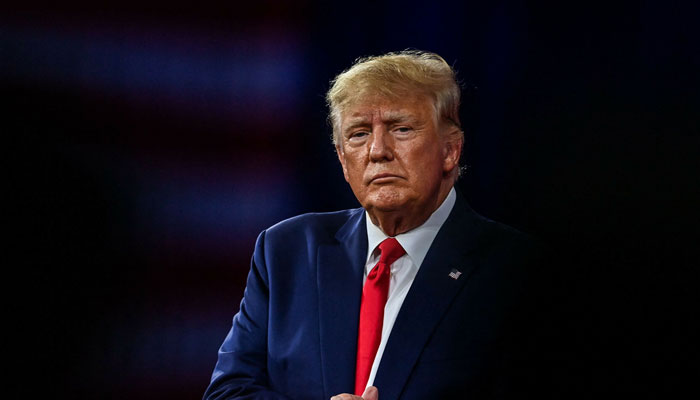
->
[330, 394, 360, 400]
[362, 386, 379, 400]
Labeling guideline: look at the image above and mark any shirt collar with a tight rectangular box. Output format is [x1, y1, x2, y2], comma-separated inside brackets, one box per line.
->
[365, 187, 456, 271]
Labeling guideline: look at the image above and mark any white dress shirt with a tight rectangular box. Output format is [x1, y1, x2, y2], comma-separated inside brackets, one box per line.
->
[362, 187, 456, 389]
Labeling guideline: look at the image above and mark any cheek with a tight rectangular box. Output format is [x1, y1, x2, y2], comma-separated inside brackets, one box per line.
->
[344, 154, 366, 175]
[411, 149, 444, 176]
[406, 164, 445, 194]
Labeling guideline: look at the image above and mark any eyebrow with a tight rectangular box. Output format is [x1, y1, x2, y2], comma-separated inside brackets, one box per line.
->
[342, 117, 371, 133]
[342, 111, 418, 133]
[382, 110, 416, 124]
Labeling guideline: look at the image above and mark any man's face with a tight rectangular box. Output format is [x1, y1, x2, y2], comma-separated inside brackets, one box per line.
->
[336, 93, 460, 229]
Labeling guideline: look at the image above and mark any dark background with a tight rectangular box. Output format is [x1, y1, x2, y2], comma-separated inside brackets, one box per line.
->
[5, 1, 697, 398]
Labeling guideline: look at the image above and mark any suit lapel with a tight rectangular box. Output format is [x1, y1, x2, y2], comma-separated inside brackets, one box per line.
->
[317, 208, 368, 398]
[373, 194, 485, 399]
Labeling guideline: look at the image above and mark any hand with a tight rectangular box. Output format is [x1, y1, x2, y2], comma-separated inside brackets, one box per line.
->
[330, 386, 378, 400]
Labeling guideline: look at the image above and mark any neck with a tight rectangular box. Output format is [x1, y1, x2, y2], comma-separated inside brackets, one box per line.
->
[367, 183, 453, 237]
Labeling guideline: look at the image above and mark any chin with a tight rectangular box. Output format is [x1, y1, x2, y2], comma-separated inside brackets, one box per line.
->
[368, 201, 406, 212]
[363, 188, 411, 212]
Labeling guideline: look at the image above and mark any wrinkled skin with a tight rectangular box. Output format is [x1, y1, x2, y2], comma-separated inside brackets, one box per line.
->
[336, 93, 462, 236]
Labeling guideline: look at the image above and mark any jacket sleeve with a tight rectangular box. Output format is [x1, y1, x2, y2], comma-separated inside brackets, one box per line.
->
[203, 230, 291, 400]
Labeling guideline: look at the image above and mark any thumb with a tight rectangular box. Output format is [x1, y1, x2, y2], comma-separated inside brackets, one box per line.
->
[362, 386, 379, 400]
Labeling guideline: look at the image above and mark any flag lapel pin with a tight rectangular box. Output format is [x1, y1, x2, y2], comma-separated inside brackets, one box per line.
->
[448, 268, 462, 280]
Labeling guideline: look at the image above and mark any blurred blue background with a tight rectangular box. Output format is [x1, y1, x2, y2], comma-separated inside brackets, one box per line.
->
[4, 1, 698, 398]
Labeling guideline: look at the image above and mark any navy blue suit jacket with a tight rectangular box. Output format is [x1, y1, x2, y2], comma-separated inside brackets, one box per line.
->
[204, 193, 547, 399]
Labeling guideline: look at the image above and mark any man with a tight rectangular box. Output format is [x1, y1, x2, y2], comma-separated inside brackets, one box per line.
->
[204, 51, 547, 400]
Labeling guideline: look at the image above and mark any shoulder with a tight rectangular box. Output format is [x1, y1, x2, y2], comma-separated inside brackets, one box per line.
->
[251, 208, 364, 273]
[450, 190, 539, 253]
[475, 213, 534, 246]
[262, 207, 364, 244]
[456, 203, 544, 260]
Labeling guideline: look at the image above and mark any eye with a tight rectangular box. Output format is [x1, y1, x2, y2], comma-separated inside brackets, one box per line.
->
[394, 126, 413, 135]
[349, 131, 369, 139]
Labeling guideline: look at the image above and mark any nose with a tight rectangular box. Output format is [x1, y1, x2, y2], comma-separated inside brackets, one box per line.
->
[368, 127, 394, 162]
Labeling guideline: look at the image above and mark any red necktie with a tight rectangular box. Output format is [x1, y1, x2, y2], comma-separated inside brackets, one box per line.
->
[354, 237, 406, 395]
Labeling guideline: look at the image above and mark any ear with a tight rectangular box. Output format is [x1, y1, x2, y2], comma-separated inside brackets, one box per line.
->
[335, 144, 350, 182]
[442, 131, 463, 175]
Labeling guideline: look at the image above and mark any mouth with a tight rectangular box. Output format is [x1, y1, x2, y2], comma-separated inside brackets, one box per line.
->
[369, 173, 403, 184]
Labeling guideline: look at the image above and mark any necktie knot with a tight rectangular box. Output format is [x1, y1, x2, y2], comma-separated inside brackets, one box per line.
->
[377, 237, 406, 267]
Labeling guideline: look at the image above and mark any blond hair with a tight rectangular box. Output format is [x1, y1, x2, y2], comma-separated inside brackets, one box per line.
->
[326, 50, 462, 145]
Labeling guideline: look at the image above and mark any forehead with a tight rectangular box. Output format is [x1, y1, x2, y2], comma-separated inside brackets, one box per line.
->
[340, 93, 435, 125]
